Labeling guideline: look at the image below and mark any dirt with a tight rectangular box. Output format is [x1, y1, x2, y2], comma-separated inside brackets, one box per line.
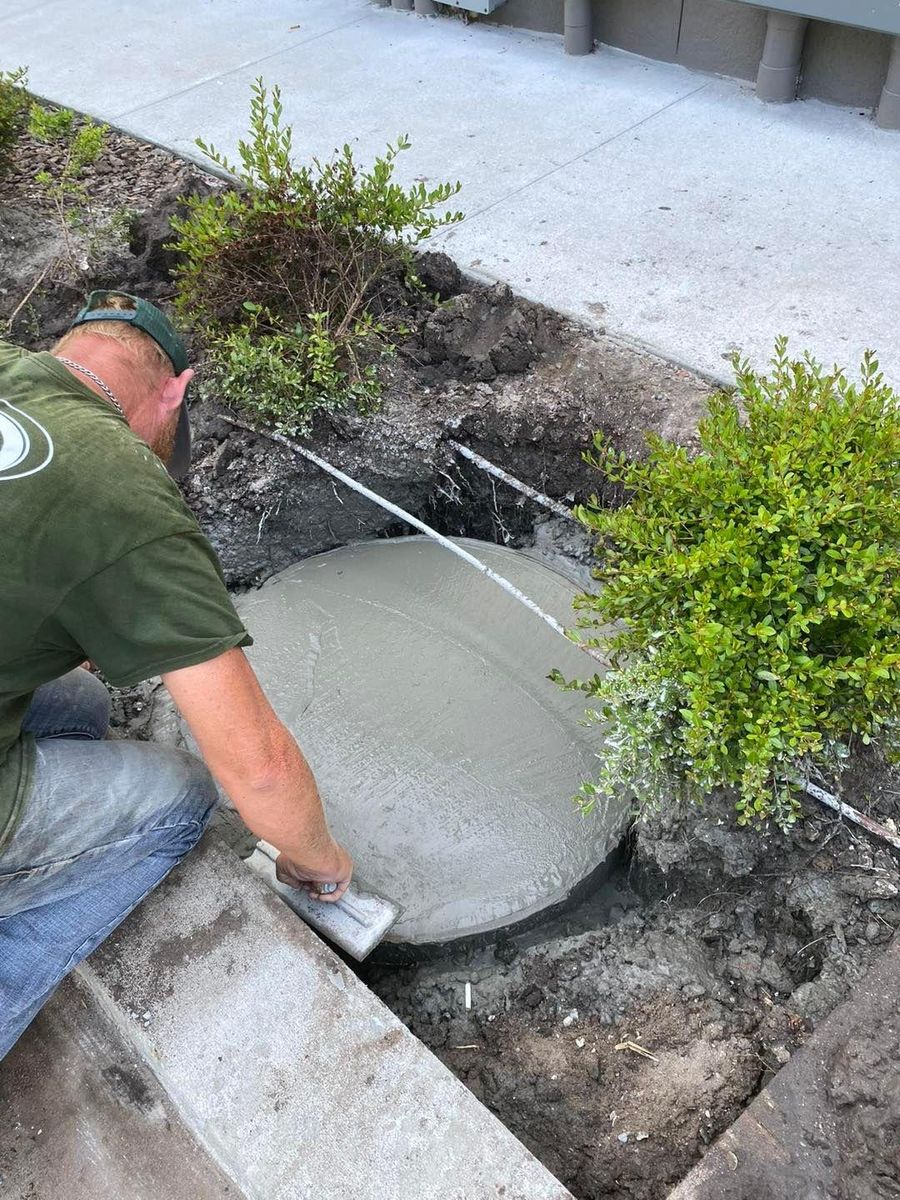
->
[365, 784, 900, 1200]
[2, 122, 198, 216]
[2, 120, 899, 1200]
[180, 328, 708, 590]
[829, 1004, 900, 1200]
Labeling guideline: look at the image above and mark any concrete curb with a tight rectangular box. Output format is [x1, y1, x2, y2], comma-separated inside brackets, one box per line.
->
[75, 836, 574, 1200]
[0, 975, 234, 1199]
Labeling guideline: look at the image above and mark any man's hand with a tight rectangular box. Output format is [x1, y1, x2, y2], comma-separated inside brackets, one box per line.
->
[275, 841, 353, 903]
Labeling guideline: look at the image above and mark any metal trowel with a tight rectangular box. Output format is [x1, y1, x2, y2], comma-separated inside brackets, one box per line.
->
[247, 840, 401, 961]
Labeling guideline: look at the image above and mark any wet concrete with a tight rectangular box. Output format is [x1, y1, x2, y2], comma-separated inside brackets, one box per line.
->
[236, 536, 627, 947]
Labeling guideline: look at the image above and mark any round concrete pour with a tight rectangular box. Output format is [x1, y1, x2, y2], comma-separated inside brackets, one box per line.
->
[237, 537, 625, 946]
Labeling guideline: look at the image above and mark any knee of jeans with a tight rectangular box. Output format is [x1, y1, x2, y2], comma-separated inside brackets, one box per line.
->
[168, 749, 219, 829]
[71, 669, 111, 739]
[144, 750, 218, 862]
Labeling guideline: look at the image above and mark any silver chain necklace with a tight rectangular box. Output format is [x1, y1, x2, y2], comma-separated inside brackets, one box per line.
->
[57, 356, 126, 420]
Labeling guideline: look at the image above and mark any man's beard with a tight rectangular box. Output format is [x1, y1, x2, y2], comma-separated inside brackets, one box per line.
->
[150, 413, 177, 466]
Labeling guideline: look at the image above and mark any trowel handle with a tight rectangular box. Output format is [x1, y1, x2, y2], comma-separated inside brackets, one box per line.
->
[309, 881, 370, 921]
[306, 877, 379, 926]
[330, 889, 379, 928]
[256, 839, 339, 889]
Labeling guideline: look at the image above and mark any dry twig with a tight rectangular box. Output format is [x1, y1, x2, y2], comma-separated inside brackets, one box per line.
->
[614, 1040, 659, 1062]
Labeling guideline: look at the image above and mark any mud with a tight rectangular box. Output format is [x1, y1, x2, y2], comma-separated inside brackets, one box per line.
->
[3, 128, 899, 1200]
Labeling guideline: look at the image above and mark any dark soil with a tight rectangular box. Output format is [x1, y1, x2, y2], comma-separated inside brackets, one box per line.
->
[2, 123, 196, 216]
[362, 780, 900, 1200]
[0, 117, 709, 592]
[2, 121, 899, 1200]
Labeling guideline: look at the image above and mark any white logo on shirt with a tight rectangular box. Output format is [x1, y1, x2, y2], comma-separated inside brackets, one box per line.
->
[0, 400, 54, 481]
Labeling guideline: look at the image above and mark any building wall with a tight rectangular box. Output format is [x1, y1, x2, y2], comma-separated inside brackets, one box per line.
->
[592, 0, 682, 62]
[798, 20, 892, 107]
[677, 0, 767, 80]
[483, 0, 893, 109]
[484, 0, 559, 34]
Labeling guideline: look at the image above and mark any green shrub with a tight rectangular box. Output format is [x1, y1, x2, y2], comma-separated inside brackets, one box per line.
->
[555, 340, 900, 829]
[211, 306, 381, 432]
[169, 78, 463, 433]
[28, 103, 108, 268]
[0, 67, 29, 175]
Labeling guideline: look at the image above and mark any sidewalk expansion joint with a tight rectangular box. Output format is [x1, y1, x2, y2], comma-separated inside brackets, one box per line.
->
[112, 13, 376, 121]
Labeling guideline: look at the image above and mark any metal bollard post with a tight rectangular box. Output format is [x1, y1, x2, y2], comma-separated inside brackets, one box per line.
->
[564, 0, 593, 56]
[414, 0, 438, 12]
[391, 0, 414, 11]
[876, 36, 900, 131]
[756, 11, 808, 103]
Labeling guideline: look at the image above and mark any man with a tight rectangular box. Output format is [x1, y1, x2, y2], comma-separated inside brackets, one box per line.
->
[0, 291, 352, 1057]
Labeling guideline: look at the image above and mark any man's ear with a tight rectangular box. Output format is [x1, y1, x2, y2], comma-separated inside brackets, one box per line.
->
[160, 368, 194, 412]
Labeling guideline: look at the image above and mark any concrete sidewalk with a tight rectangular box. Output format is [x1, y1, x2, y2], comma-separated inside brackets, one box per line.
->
[1, 0, 898, 385]
[1, 837, 574, 1200]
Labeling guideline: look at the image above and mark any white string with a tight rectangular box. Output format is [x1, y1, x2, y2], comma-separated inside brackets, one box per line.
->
[224, 417, 607, 666]
[447, 438, 577, 522]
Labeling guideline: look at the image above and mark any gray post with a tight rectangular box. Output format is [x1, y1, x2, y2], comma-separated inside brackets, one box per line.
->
[564, 0, 593, 56]
[876, 36, 900, 130]
[391, 0, 414, 10]
[756, 11, 808, 103]
[414, 0, 437, 12]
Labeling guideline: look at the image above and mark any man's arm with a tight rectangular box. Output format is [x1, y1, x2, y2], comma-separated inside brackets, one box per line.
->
[162, 647, 352, 901]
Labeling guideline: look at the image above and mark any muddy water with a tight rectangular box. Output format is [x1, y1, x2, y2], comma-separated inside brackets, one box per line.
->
[236, 536, 628, 948]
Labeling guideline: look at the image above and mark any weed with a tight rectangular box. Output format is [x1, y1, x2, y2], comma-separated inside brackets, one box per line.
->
[28, 103, 109, 271]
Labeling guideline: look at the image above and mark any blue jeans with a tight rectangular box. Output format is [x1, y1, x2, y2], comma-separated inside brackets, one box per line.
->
[0, 670, 217, 1058]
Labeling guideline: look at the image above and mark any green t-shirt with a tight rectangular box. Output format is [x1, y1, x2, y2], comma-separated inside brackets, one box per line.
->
[0, 340, 252, 851]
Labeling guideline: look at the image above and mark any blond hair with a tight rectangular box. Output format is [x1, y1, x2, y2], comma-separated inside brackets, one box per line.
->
[54, 295, 174, 381]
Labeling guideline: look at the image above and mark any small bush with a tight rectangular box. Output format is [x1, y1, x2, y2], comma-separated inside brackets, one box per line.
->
[169, 78, 463, 433]
[0, 67, 29, 176]
[555, 340, 900, 829]
[211, 307, 381, 431]
[28, 103, 109, 268]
